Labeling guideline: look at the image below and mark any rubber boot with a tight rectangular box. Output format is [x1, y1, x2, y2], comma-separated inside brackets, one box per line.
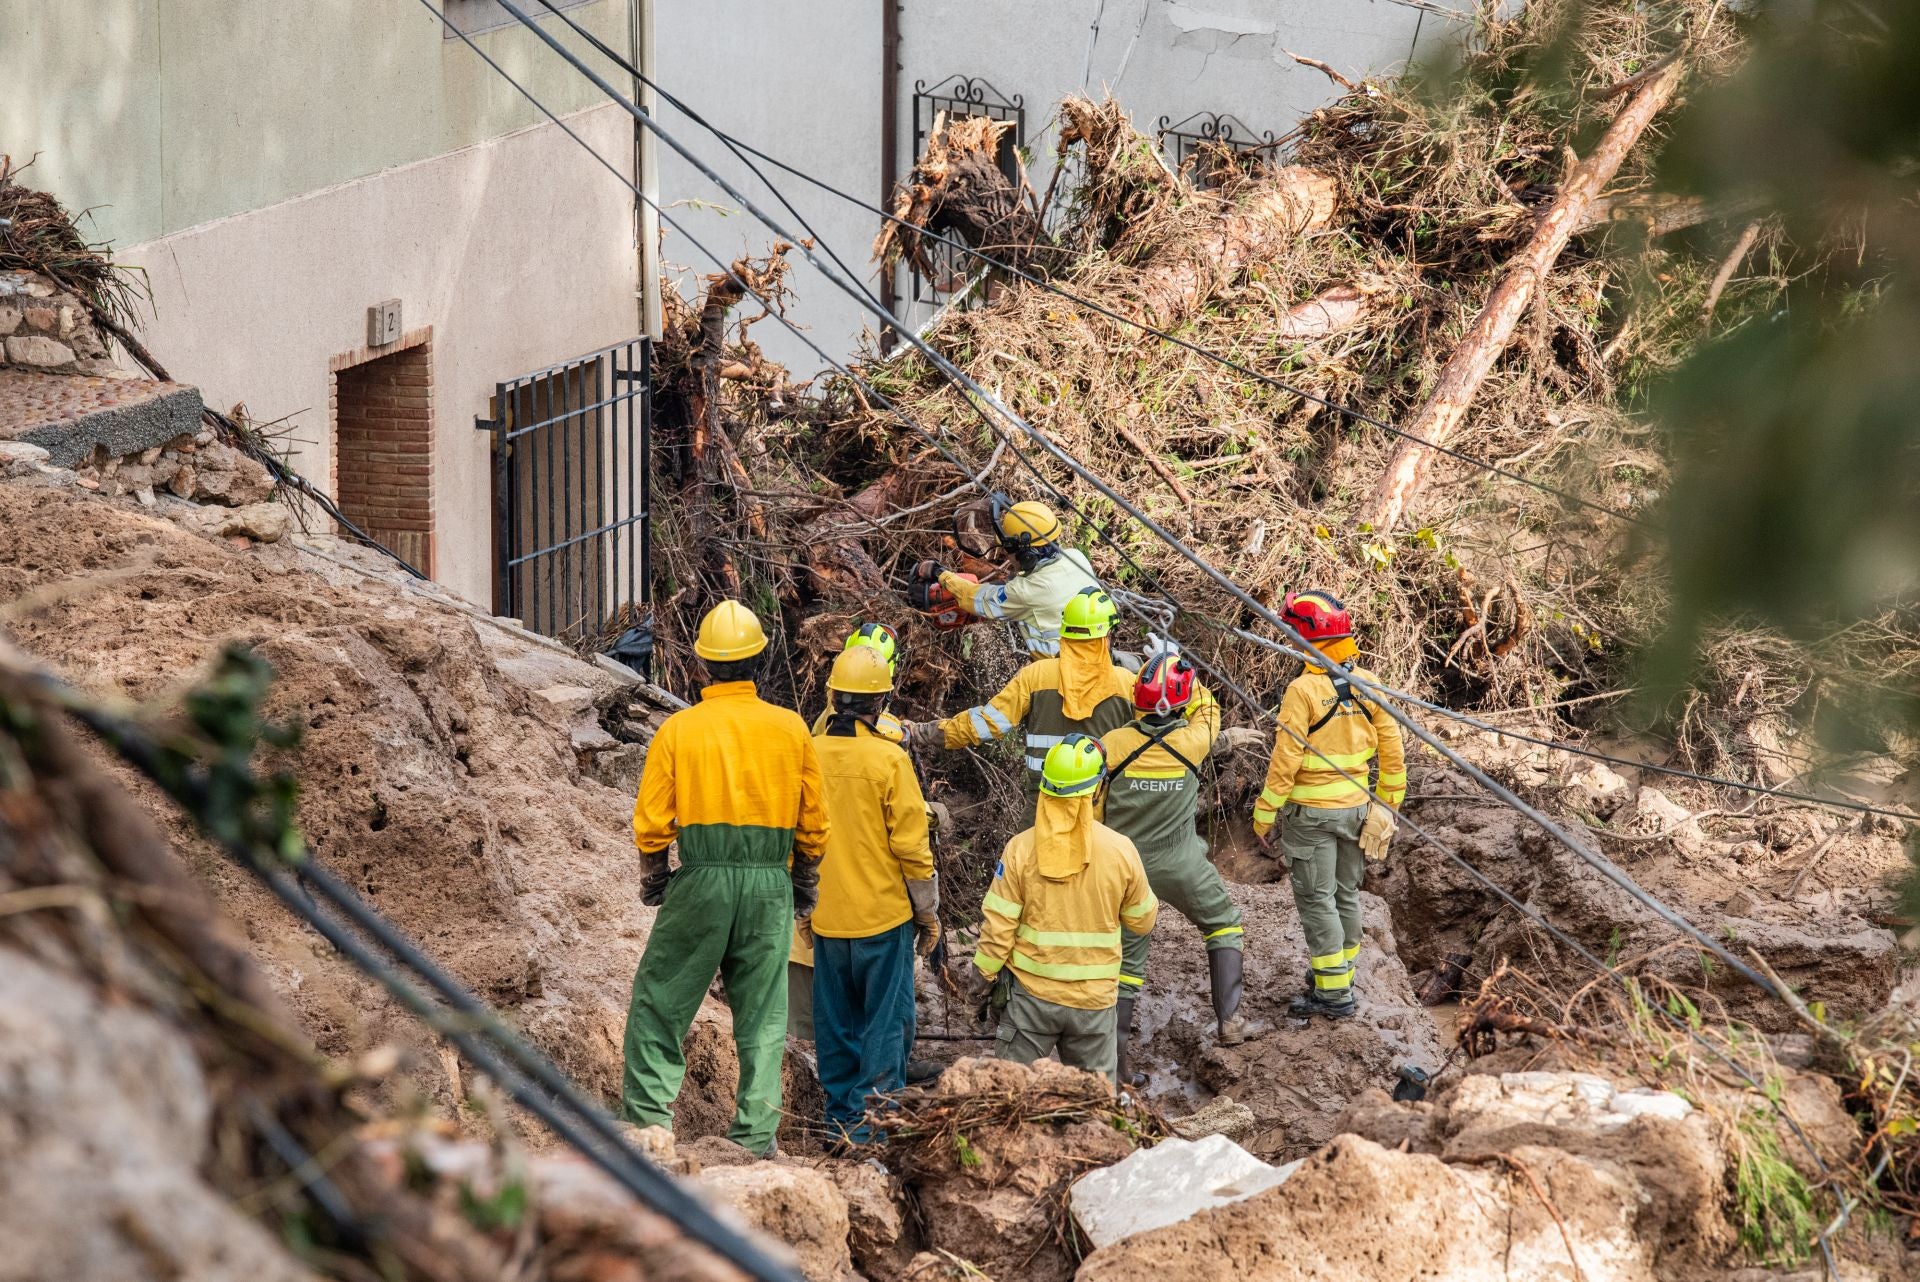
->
[1287, 987, 1357, 1020]
[1208, 948, 1249, 1045]
[1114, 994, 1146, 1088]
[905, 1058, 945, 1085]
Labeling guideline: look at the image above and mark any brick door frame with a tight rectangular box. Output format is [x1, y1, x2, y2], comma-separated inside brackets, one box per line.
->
[329, 327, 435, 576]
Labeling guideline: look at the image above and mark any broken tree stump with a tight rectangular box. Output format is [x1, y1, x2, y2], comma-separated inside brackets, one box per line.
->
[1128, 167, 1337, 327]
[1357, 57, 1687, 533]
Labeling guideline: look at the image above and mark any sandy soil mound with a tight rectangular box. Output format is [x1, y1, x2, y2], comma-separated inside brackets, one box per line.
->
[0, 475, 650, 1102]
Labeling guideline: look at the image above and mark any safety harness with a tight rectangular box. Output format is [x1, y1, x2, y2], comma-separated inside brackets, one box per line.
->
[1108, 717, 1205, 782]
[1306, 671, 1367, 737]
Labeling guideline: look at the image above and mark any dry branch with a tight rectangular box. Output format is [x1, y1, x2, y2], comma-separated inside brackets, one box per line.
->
[1127, 168, 1337, 325]
[1358, 57, 1687, 532]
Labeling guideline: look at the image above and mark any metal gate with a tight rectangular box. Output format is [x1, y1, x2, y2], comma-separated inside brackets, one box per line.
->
[479, 338, 651, 641]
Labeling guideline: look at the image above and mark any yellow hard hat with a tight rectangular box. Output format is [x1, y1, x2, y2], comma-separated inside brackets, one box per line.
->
[998, 500, 1061, 549]
[843, 622, 900, 677]
[826, 644, 893, 694]
[1040, 733, 1107, 797]
[694, 599, 769, 661]
[1061, 586, 1117, 641]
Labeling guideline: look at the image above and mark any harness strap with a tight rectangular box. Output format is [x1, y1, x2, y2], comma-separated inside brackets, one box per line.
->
[1305, 674, 1363, 736]
[1110, 720, 1205, 780]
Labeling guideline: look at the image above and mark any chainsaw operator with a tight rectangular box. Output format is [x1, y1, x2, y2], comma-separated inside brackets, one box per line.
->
[913, 498, 1099, 657]
[1251, 590, 1406, 1021]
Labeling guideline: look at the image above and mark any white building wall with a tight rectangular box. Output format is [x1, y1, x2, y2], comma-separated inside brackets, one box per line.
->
[655, 0, 1469, 374]
[119, 105, 640, 608]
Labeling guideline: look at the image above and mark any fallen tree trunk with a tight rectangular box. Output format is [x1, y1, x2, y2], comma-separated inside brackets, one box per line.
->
[1357, 57, 1686, 532]
[1128, 167, 1337, 326]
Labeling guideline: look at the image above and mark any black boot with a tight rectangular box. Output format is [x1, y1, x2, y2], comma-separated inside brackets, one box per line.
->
[1114, 994, 1146, 1088]
[1287, 987, 1357, 1020]
[1207, 948, 1249, 1045]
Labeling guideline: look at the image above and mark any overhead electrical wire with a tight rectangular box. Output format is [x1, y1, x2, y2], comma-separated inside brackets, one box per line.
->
[529, 0, 1642, 531]
[417, 10, 1850, 1268]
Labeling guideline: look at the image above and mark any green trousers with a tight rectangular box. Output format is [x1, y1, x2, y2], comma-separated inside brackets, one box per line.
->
[995, 980, 1117, 1082]
[1119, 845, 1244, 995]
[1280, 802, 1368, 997]
[621, 865, 791, 1153]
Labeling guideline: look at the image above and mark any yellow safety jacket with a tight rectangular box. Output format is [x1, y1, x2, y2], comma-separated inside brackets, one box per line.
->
[973, 820, 1158, 1010]
[940, 547, 1099, 656]
[1252, 665, 1407, 829]
[633, 680, 830, 866]
[810, 708, 906, 742]
[793, 710, 908, 965]
[810, 721, 934, 940]
[942, 652, 1220, 789]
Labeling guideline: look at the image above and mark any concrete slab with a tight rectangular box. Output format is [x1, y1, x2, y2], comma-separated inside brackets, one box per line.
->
[0, 368, 204, 466]
[1070, 1133, 1299, 1250]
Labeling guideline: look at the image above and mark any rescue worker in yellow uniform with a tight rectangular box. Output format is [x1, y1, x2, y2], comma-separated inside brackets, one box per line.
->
[807, 645, 940, 1145]
[915, 498, 1099, 657]
[969, 734, 1158, 1081]
[912, 586, 1218, 792]
[1252, 591, 1406, 1020]
[623, 600, 829, 1154]
[1099, 651, 1246, 1087]
[792, 623, 907, 1040]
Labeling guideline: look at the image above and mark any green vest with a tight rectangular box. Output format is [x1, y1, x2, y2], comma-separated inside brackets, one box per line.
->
[1101, 717, 1206, 869]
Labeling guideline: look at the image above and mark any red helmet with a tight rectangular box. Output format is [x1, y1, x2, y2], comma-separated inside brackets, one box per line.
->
[1282, 590, 1353, 642]
[1134, 653, 1196, 715]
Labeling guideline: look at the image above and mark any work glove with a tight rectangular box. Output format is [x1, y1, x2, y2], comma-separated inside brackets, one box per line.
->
[1360, 804, 1397, 862]
[794, 915, 815, 948]
[790, 854, 821, 918]
[912, 559, 947, 583]
[640, 850, 675, 906]
[1251, 818, 1277, 857]
[954, 958, 993, 1006]
[906, 877, 942, 958]
[906, 719, 945, 751]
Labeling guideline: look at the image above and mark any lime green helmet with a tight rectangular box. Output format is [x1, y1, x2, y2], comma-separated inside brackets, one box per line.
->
[844, 622, 899, 677]
[1061, 586, 1117, 641]
[1040, 732, 1107, 798]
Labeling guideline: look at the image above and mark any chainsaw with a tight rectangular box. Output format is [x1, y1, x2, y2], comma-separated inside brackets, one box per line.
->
[907, 566, 979, 633]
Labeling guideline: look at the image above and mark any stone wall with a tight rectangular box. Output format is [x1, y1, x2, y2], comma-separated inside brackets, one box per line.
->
[0, 270, 117, 375]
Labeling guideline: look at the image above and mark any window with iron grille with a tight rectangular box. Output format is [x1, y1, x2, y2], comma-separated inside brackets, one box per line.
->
[1156, 112, 1277, 188]
[908, 75, 1025, 309]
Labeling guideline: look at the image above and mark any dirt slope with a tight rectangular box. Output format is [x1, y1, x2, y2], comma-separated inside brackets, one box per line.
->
[0, 471, 650, 1104]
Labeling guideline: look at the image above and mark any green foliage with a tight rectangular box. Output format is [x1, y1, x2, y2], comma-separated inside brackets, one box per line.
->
[953, 1132, 982, 1169]
[457, 1177, 528, 1232]
[1730, 1105, 1821, 1265]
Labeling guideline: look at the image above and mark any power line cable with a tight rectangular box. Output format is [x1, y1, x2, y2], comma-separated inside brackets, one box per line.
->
[485, 0, 1796, 1010]
[529, 0, 1641, 530]
[408, 19, 1846, 1267]
[1214, 621, 1918, 824]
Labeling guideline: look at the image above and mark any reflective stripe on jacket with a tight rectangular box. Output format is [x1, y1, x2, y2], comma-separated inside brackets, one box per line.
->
[1098, 714, 1215, 865]
[972, 821, 1157, 1010]
[810, 722, 934, 940]
[1253, 666, 1407, 824]
[940, 656, 1135, 784]
[941, 547, 1099, 656]
[633, 681, 830, 868]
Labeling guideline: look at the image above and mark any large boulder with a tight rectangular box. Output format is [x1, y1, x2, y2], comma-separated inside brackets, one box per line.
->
[695, 1163, 852, 1282]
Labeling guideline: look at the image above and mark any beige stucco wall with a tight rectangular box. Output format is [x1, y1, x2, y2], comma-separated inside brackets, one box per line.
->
[0, 0, 637, 251]
[119, 104, 640, 607]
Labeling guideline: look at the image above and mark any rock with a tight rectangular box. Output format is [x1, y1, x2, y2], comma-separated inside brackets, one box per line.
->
[135, 486, 156, 507]
[0, 441, 51, 465]
[0, 947, 317, 1282]
[5, 335, 76, 367]
[1563, 758, 1632, 819]
[138, 445, 164, 465]
[571, 722, 619, 752]
[1624, 786, 1709, 856]
[167, 500, 292, 544]
[825, 1159, 916, 1279]
[1071, 1133, 1298, 1249]
[191, 442, 276, 506]
[593, 652, 644, 682]
[899, 1252, 973, 1280]
[535, 684, 600, 718]
[0, 304, 19, 335]
[680, 1135, 759, 1169]
[167, 464, 197, 497]
[695, 1163, 852, 1281]
[1169, 1096, 1257, 1143]
[587, 742, 649, 793]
